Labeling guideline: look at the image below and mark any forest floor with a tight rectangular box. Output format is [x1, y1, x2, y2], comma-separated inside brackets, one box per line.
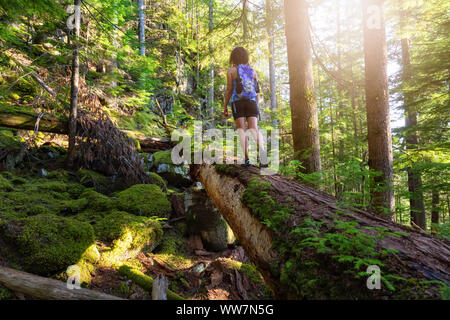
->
[0, 142, 270, 301]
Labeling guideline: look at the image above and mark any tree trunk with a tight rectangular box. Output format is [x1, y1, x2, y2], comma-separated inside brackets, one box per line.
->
[207, 0, 214, 126]
[243, 0, 248, 41]
[361, 0, 394, 217]
[191, 164, 449, 299]
[66, 0, 81, 169]
[0, 108, 173, 152]
[284, 0, 321, 174]
[0, 266, 123, 300]
[265, 0, 277, 124]
[400, 2, 426, 230]
[431, 189, 440, 225]
[138, 0, 146, 56]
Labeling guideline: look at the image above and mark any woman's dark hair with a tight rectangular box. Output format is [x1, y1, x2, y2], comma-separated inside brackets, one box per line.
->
[229, 47, 249, 66]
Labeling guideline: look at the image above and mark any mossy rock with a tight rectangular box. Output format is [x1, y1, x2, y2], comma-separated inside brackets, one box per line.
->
[0, 214, 94, 275]
[94, 210, 163, 264]
[153, 150, 173, 166]
[148, 172, 167, 192]
[80, 189, 114, 212]
[116, 184, 172, 218]
[77, 169, 109, 192]
[152, 150, 191, 188]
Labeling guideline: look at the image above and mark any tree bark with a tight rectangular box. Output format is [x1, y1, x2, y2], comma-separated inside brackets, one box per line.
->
[400, 2, 426, 230]
[265, 0, 277, 124]
[431, 189, 440, 225]
[207, 0, 214, 126]
[284, 0, 321, 174]
[191, 164, 449, 299]
[361, 0, 394, 216]
[66, 0, 81, 169]
[0, 266, 123, 300]
[138, 0, 146, 56]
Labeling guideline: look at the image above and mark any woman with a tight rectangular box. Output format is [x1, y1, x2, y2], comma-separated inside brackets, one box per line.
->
[223, 47, 266, 167]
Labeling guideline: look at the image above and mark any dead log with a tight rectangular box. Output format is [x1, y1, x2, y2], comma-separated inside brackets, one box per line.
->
[0, 108, 173, 152]
[0, 266, 123, 300]
[190, 164, 450, 299]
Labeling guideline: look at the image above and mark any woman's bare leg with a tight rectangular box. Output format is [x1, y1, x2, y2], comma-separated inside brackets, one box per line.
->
[235, 117, 248, 161]
[247, 117, 265, 152]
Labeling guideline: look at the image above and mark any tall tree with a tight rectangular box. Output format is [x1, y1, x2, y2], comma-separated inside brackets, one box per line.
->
[361, 0, 394, 216]
[284, 0, 321, 174]
[265, 0, 277, 123]
[400, 1, 426, 229]
[207, 0, 214, 124]
[243, 0, 248, 41]
[66, 0, 81, 168]
[138, 0, 146, 56]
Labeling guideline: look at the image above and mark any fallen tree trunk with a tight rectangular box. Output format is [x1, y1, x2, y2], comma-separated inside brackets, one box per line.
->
[0, 108, 173, 152]
[190, 164, 450, 299]
[0, 266, 123, 300]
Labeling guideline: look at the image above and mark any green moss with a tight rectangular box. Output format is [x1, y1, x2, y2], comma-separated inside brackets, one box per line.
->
[148, 172, 167, 192]
[77, 169, 108, 191]
[240, 263, 264, 284]
[0, 175, 14, 191]
[80, 189, 113, 212]
[118, 265, 184, 300]
[155, 230, 193, 269]
[94, 210, 163, 265]
[242, 177, 292, 232]
[116, 184, 171, 218]
[0, 214, 94, 275]
[153, 150, 173, 166]
[0, 285, 12, 300]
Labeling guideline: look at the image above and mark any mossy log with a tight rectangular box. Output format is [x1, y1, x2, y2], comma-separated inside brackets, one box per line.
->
[0, 266, 123, 300]
[0, 107, 172, 152]
[118, 265, 184, 300]
[190, 164, 450, 300]
[0, 107, 68, 134]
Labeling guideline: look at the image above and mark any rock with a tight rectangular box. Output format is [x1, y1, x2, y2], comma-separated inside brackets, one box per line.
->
[0, 214, 94, 275]
[93, 210, 163, 265]
[152, 150, 191, 187]
[185, 187, 233, 252]
[140, 153, 154, 171]
[39, 168, 48, 177]
[116, 184, 172, 218]
[148, 172, 167, 192]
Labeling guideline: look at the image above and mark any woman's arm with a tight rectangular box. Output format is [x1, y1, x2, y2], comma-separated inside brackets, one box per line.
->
[223, 68, 234, 116]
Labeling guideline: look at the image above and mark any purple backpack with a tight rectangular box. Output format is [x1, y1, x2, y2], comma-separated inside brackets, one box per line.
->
[236, 64, 259, 101]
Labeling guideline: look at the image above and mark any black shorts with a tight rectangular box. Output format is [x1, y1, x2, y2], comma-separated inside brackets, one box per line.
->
[231, 100, 259, 120]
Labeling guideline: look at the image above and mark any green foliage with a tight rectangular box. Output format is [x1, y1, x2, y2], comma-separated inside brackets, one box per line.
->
[242, 177, 293, 232]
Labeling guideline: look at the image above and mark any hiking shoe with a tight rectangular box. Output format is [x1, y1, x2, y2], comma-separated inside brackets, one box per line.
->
[259, 162, 269, 168]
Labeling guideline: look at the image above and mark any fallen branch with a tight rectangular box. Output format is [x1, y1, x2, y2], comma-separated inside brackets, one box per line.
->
[0, 266, 123, 300]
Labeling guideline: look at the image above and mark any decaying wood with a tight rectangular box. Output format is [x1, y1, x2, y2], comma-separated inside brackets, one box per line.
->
[0, 108, 172, 152]
[152, 275, 168, 300]
[190, 164, 450, 299]
[0, 266, 123, 300]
